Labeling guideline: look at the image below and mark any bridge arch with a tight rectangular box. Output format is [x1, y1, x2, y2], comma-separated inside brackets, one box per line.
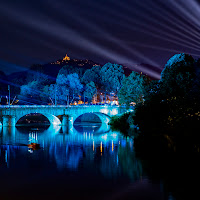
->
[72, 112, 111, 134]
[73, 112, 111, 133]
[15, 112, 61, 126]
[73, 112, 111, 125]
[93, 112, 111, 124]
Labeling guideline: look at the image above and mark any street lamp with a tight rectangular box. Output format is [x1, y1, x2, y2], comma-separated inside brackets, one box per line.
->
[6, 96, 8, 105]
[8, 85, 10, 106]
[101, 93, 103, 103]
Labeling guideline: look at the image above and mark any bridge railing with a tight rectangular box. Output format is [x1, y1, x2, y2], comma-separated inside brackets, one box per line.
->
[0, 105, 121, 108]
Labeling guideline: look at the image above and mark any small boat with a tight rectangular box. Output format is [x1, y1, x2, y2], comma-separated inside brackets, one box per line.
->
[27, 143, 40, 150]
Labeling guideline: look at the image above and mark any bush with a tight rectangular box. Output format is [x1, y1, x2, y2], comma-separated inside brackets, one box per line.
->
[109, 113, 131, 135]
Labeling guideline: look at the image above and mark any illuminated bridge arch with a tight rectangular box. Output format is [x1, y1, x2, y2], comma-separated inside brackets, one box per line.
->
[15, 112, 62, 126]
[73, 112, 111, 124]
[73, 112, 111, 133]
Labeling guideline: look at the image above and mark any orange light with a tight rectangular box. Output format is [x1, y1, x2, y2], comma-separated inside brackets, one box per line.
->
[112, 140, 114, 152]
[100, 142, 102, 154]
[63, 54, 70, 61]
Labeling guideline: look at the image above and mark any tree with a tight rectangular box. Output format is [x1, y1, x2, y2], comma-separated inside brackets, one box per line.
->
[118, 71, 148, 107]
[40, 85, 52, 104]
[26, 64, 49, 84]
[84, 81, 96, 103]
[19, 80, 42, 104]
[67, 73, 83, 103]
[133, 53, 200, 137]
[45, 73, 83, 105]
[100, 63, 125, 94]
[81, 65, 101, 86]
[160, 53, 195, 98]
[19, 64, 50, 104]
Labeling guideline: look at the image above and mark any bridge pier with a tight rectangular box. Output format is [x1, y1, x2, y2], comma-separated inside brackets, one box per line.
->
[10, 116, 16, 126]
[2, 115, 16, 127]
[62, 115, 68, 126]
[68, 116, 73, 131]
[62, 115, 73, 133]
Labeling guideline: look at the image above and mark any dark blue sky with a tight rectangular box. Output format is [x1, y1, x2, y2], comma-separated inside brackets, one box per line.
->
[0, 0, 200, 78]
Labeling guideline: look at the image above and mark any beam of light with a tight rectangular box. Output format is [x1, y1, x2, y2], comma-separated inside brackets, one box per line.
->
[146, 1, 200, 40]
[0, 0, 160, 78]
[150, 0, 200, 40]
[168, 0, 200, 29]
[57, 3, 161, 74]
[133, 0, 200, 47]
[86, 0, 200, 51]
[0, 60, 55, 84]
[109, 0, 200, 51]
[115, 0, 200, 50]
[89, 0, 200, 53]
[84, 25, 162, 78]
[45, 1, 152, 67]
[0, 60, 27, 74]
[79, 16, 160, 68]
[160, 0, 200, 36]
[127, 42, 200, 58]
[0, 59, 57, 83]
[130, 66, 161, 80]
[45, 0, 197, 79]
[125, 0, 200, 42]
[55, 2, 162, 78]
[185, 0, 200, 20]
[118, 18, 200, 52]
[1, 0, 199, 81]
[0, 5, 140, 67]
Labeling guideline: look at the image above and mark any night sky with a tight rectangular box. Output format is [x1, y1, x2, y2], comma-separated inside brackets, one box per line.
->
[0, 0, 200, 79]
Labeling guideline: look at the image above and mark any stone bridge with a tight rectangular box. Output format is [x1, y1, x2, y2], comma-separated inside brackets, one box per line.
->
[0, 105, 126, 129]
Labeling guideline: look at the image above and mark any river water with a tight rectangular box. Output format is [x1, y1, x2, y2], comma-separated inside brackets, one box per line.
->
[0, 124, 177, 200]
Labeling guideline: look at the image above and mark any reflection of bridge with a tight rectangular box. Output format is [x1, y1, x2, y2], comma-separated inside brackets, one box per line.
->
[0, 105, 125, 128]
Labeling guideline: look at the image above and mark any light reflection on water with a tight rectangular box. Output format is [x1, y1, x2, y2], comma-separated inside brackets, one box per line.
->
[0, 125, 136, 174]
[0, 124, 166, 200]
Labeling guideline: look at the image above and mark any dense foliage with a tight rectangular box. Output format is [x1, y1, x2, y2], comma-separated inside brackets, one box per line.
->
[118, 71, 149, 107]
[132, 53, 200, 151]
[100, 63, 125, 94]
[1, 60, 135, 105]
[109, 53, 200, 151]
[109, 113, 131, 135]
[84, 81, 96, 103]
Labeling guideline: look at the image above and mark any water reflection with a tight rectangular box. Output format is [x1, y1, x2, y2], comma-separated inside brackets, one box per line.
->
[0, 124, 170, 199]
[0, 124, 142, 179]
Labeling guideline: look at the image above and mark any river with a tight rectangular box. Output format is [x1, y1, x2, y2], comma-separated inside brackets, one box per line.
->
[0, 123, 185, 200]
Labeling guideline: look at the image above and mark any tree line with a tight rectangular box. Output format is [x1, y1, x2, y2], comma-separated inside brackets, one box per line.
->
[0, 62, 149, 105]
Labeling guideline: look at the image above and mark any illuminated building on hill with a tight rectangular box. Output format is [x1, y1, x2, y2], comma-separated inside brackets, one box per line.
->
[63, 54, 70, 61]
